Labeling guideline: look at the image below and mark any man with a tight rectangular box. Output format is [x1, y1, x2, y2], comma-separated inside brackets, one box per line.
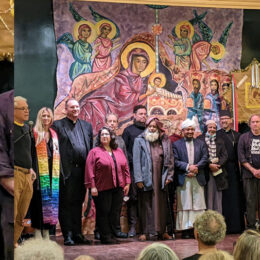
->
[238, 114, 260, 230]
[183, 210, 226, 260]
[173, 119, 208, 239]
[217, 110, 244, 233]
[94, 113, 128, 239]
[52, 98, 93, 245]
[122, 105, 147, 237]
[14, 96, 36, 247]
[169, 121, 183, 143]
[0, 90, 14, 260]
[187, 77, 204, 133]
[197, 120, 228, 214]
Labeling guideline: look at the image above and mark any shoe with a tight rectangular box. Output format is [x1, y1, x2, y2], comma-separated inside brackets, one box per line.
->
[128, 226, 136, 237]
[181, 230, 193, 239]
[64, 232, 75, 246]
[73, 234, 92, 245]
[114, 231, 128, 238]
[94, 231, 100, 240]
[101, 238, 120, 244]
[138, 234, 146, 241]
[162, 233, 173, 240]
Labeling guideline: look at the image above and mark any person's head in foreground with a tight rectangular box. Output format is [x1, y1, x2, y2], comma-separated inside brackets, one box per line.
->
[14, 238, 64, 260]
[137, 242, 179, 260]
[233, 229, 260, 260]
[199, 250, 233, 260]
[194, 210, 226, 246]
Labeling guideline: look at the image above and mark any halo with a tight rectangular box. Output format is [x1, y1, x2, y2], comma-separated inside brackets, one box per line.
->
[73, 21, 97, 43]
[121, 42, 155, 78]
[96, 19, 117, 39]
[149, 72, 166, 88]
[175, 20, 194, 40]
[210, 42, 225, 60]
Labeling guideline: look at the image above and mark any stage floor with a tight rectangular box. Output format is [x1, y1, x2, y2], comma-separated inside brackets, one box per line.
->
[54, 233, 239, 260]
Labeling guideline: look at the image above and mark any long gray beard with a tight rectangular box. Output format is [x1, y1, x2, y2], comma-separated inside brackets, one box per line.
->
[145, 129, 159, 142]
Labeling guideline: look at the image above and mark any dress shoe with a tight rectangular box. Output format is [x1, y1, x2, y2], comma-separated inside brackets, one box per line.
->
[114, 231, 128, 238]
[181, 229, 194, 239]
[73, 234, 92, 245]
[94, 231, 101, 240]
[128, 227, 136, 237]
[64, 233, 75, 246]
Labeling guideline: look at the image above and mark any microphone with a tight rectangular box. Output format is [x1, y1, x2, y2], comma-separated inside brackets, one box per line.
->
[28, 121, 34, 138]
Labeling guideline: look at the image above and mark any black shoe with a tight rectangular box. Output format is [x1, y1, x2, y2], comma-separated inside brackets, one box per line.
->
[101, 238, 120, 244]
[73, 234, 92, 245]
[181, 229, 193, 239]
[64, 232, 75, 246]
[128, 227, 136, 237]
[94, 231, 101, 240]
[114, 231, 128, 238]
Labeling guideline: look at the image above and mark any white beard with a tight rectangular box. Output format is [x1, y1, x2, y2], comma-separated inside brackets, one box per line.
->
[145, 129, 159, 142]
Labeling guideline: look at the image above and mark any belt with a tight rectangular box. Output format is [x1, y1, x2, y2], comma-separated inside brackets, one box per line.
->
[14, 165, 30, 174]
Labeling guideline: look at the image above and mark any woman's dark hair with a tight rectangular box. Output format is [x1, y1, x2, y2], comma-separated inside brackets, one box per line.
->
[210, 79, 219, 92]
[96, 126, 118, 150]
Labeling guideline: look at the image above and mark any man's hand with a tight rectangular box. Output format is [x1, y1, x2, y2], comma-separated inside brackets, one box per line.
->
[209, 163, 220, 172]
[252, 169, 260, 179]
[0, 177, 14, 196]
[137, 182, 144, 189]
[30, 168, 37, 182]
[91, 187, 98, 197]
[188, 165, 198, 174]
[165, 179, 172, 185]
[186, 172, 195, 178]
[123, 184, 130, 196]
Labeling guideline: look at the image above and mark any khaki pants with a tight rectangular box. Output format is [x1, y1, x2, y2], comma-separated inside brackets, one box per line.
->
[14, 167, 33, 244]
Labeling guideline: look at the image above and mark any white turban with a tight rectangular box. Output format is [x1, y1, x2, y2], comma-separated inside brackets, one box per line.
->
[181, 119, 196, 130]
[206, 120, 217, 126]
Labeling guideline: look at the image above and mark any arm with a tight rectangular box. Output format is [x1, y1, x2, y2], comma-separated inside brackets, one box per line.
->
[172, 143, 189, 171]
[166, 140, 174, 183]
[132, 139, 143, 184]
[122, 128, 133, 164]
[85, 150, 96, 189]
[196, 141, 209, 169]
[218, 139, 228, 166]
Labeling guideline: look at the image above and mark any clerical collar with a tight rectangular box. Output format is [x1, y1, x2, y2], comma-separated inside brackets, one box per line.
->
[223, 128, 231, 133]
[14, 121, 24, 126]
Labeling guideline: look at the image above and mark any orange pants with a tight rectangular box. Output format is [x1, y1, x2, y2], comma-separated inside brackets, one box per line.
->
[14, 166, 33, 244]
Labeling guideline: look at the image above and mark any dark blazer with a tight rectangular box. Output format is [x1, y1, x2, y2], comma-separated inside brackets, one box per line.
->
[52, 117, 93, 180]
[173, 138, 208, 187]
[197, 134, 228, 190]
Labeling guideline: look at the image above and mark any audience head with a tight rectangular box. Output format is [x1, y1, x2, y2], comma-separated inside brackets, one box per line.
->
[199, 250, 233, 260]
[65, 98, 80, 121]
[96, 126, 118, 150]
[105, 113, 119, 132]
[137, 243, 179, 260]
[233, 229, 260, 260]
[181, 119, 196, 140]
[14, 96, 29, 124]
[14, 238, 64, 260]
[133, 105, 147, 124]
[193, 210, 226, 246]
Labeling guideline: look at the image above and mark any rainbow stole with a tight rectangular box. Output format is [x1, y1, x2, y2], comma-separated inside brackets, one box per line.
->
[34, 128, 60, 225]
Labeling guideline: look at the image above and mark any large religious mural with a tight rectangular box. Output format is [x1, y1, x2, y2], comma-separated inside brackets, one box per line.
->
[53, 1, 243, 135]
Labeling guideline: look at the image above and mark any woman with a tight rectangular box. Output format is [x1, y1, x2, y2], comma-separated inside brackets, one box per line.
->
[85, 126, 131, 244]
[133, 117, 174, 241]
[30, 107, 60, 239]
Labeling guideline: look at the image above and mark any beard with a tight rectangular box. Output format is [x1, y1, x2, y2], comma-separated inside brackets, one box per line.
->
[144, 129, 159, 142]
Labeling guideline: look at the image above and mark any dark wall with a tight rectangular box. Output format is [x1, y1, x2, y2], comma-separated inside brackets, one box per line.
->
[15, 1, 260, 121]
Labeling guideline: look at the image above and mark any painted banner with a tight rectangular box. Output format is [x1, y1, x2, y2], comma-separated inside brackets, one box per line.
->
[53, 1, 243, 135]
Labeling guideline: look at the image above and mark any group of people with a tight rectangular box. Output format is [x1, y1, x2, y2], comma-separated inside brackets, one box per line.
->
[1, 90, 259, 258]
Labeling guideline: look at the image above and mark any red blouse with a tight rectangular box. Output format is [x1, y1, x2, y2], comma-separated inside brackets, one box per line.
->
[85, 147, 131, 191]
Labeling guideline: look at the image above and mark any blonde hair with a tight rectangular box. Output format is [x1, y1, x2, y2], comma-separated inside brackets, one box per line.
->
[199, 250, 233, 260]
[14, 238, 64, 260]
[233, 229, 260, 260]
[137, 243, 179, 260]
[14, 96, 27, 108]
[194, 210, 226, 246]
[74, 256, 95, 260]
[34, 107, 54, 146]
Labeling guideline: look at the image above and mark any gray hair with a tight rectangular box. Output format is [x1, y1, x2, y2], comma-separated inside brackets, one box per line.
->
[105, 113, 119, 123]
[194, 210, 226, 246]
[14, 96, 27, 108]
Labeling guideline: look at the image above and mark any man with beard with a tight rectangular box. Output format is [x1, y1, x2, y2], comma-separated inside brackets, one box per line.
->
[173, 119, 208, 239]
[122, 105, 147, 237]
[52, 98, 93, 246]
[217, 110, 244, 233]
[238, 114, 260, 230]
[133, 117, 174, 241]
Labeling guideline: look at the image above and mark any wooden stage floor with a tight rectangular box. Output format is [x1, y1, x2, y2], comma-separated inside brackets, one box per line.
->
[54, 233, 239, 260]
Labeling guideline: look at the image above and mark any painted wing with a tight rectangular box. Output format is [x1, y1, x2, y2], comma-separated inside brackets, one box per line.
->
[194, 10, 213, 42]
[69, 2, 85, 22]
[219, 21, 233, 47]
[57, 33, 74, 54]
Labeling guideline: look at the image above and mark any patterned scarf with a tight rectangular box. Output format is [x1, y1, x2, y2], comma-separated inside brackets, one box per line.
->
[34, 128, 60, 225]
[205, 133, 217, 162]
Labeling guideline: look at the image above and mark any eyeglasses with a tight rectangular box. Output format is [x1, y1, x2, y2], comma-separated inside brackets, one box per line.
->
[15, 107, 30, 111]
[101, 133, 110, 136]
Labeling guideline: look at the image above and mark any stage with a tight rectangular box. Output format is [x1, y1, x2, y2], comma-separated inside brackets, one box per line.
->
[54, 233, 239, 260]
